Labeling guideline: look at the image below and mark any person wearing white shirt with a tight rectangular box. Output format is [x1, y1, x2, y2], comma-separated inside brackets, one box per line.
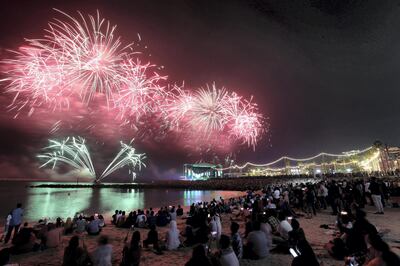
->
[273, 189, 280, 200]
[165, 220, 180, 250]
[218, 235, 239, 266]
[260, 220, 272, 251]
[246, 221, 269, 259]
[92, 236, 112, 266]
[277, 214, 293, 240]
[136, 212, 146, 228]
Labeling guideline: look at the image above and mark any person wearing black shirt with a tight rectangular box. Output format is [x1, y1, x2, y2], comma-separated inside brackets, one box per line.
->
[369, 177, 384, 214]
[143, 225, 161, 253]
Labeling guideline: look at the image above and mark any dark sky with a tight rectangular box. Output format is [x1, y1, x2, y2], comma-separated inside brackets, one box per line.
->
[0, 0, 400, 180]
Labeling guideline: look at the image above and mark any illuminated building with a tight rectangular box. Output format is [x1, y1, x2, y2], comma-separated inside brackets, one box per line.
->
[183, 163, 222, 180]
[222, 144, 391, 177]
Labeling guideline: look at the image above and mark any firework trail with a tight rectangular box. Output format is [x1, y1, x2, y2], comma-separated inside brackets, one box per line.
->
[38, 137, 96, 178]
[99, 140, 146, 182]
[38, 136, 146, 182]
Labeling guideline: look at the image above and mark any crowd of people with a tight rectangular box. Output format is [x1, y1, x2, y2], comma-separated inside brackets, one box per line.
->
[0, 176, 399, 266]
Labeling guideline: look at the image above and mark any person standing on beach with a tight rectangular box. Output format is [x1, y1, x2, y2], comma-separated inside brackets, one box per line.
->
[4, 203, 23, 244]
[0, 212, 12, 242]
[369, 177, 384, 214]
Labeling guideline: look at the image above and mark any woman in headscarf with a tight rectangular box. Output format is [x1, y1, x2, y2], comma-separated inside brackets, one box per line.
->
[165, 220, 180, 250]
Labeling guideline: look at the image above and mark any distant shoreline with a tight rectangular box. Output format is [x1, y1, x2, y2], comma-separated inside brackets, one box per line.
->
[29, 176, 322, 191]
[29, 182, 246, 191]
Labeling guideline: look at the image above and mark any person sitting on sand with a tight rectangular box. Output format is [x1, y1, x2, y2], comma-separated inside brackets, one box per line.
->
[165, 220, 180, 250]
[259, 214, 272, 249]
[121, 230, 141, 266]
[364, 233, 400, 266]
[86, 216, 101, 236]
[276, 212, 292, 241]
[98, 215, 105, 228]
[143, 224, 161, 253]
[155, 210, 168, 227]
[75, 216, 87, 234]
[56, 217, 64, 228]
[185, 245, 212, 266]
[111, 210, 119, 225]
[62, 235, 91, 266]
[216, 235, 239, 266]
[92, 235, 112, 266]
[291, 238, 320, 266]
[11, 222, 38, 254]
[244, 221, 269, 259]
[230, 222, 243, 259]
[43, 223, 62, 249]
[288, 218, 306, 247]
[136, 211, 146, 228]
[146, 211, 156, 228]
[176, 205, 184, 216]
[182, 225, 196, 247]
[0, 248, 11, 266]
[64, 217, 74, 235]
[117, 211, 126, 227]
[347, 209, 377, 255]
[265, 210, 280, 233]
[212, 212, 222, 241]
[123, 212, 135, 228]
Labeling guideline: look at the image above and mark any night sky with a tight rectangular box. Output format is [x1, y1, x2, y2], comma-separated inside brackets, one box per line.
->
[1, 0, 400, 180]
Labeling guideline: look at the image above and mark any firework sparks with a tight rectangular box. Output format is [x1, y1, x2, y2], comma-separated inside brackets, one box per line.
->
[116, 59, 167, 123]
[2, 9, 141, 112]
[1, 9, 267, 153]
[38, 137, 96, 178]
[99, 140, 146, 182]
[38, 137, 146, 182]
[167, 83, 264, 148]
[2, 46, 71, 113]
[47, 9, 130, 105]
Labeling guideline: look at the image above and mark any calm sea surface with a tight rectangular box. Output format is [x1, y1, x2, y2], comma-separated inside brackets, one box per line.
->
[0, 181, 242, 222]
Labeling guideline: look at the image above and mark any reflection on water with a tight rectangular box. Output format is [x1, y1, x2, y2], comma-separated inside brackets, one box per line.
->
[0, 182, 242, 221]
[98, 188, 144, 213]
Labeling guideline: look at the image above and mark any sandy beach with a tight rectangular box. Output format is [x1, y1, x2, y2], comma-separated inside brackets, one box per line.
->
[2, 202, 399, 266]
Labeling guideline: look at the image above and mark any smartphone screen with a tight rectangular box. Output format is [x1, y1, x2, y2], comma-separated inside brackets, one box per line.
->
[289, 248, 298, 258]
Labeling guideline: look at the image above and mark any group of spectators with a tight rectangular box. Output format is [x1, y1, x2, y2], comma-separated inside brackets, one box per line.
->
[1, 176, 400, 266]
[111, 205, 184, 229]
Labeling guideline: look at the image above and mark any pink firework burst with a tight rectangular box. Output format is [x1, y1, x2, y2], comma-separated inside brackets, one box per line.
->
[167, 83, 264, 148]
[47, 9, 130, 104]
[116, 59, 168, 123]
[1, 46, 71, 115]
[1, 9, 133, 113]
[227, 97, 264, 148]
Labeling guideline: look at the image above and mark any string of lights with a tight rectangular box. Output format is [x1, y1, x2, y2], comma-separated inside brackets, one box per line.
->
[222, 146, 374, 171]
